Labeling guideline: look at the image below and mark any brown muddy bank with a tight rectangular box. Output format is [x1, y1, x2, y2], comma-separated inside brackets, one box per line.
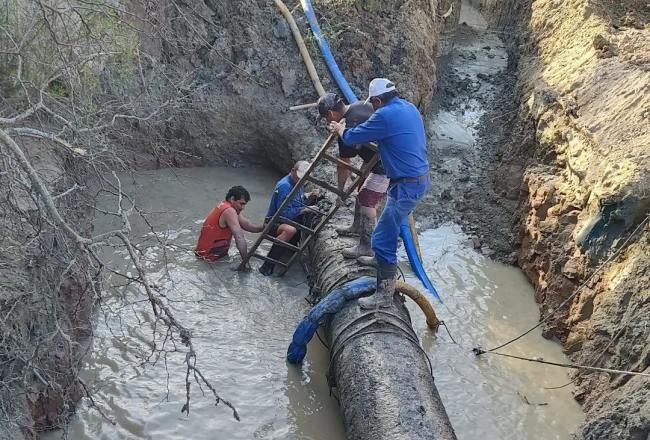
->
[477, 1, 650, 438]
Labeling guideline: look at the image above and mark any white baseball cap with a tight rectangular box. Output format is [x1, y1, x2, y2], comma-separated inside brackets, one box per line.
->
[368, 78, 396, 98]
[294, 160, 310, 179]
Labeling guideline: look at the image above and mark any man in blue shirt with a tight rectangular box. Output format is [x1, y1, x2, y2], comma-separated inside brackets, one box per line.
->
[329, 78, 430, 308]
[260, 160, 313, 275]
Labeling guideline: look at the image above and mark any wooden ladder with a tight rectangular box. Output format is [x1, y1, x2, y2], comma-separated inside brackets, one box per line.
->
[238, 132, 378, 275]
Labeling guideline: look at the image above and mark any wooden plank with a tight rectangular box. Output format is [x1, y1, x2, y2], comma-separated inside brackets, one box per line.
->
[278, 216, 316, 235]
[250, 253, 288, 267]
[323, 153, 363, 175]
[305, 175, 347, 199]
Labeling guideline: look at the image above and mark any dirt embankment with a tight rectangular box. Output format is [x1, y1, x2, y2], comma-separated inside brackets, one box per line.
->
[1, 0, 458, 438]
[0, 139, 96, 439]
[126, 0, 457, 171]
[481, 0, 649, 438]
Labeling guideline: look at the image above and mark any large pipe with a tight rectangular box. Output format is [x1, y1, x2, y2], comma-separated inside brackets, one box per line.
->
[307, 227, 457, 440]
[274, 0, 326, 97]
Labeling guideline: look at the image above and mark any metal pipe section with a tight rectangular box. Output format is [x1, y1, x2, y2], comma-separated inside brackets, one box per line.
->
[307, 227, 457, 440]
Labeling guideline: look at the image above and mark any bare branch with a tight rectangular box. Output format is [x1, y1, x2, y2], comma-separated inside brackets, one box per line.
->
[6, 127, 86, 155]
[0, 128, 91, 245]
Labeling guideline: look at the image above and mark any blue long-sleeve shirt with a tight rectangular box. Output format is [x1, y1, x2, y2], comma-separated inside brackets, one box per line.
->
[341, 97, 429, 179]
[266, 174, 305, 221]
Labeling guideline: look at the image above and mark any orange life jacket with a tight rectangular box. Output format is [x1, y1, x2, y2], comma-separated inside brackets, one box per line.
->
[194, 201, 233, 261]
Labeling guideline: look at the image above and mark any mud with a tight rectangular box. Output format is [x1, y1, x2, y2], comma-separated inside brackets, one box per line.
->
[1, 1, 456, 437]
[414, 1, 521, 262]
[121, 0, 459, 172]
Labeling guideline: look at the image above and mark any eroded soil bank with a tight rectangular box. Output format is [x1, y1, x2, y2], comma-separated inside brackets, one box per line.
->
[476, 1, 649, 438]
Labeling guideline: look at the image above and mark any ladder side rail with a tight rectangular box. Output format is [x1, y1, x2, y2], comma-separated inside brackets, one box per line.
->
[260, 131, 338, 233]
[238, 132, 338, 269]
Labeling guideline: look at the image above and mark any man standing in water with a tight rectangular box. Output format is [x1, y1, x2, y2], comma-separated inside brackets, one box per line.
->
[317, 92, 389, 261]
[329, 78, 430, 309]
[195, 185, 264, 270]
[259, 160, 316, 276]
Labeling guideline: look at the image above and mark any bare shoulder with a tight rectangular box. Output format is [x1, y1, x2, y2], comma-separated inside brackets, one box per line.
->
[220, 206, 240, 226]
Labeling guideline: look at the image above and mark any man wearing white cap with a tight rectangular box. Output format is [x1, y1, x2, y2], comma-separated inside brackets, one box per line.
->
[329, 78, 430, 308]
[259, 160, 315, 275]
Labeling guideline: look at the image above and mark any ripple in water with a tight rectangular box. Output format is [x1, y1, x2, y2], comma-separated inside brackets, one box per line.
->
[44, 167, 582, 440]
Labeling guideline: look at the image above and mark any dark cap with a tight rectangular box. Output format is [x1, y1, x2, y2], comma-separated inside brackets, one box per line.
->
[317, 93, 340, 117]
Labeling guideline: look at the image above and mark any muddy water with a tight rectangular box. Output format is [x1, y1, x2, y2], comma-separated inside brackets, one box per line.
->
[41, 166, 583, 440]
[399, 225, 584, 439]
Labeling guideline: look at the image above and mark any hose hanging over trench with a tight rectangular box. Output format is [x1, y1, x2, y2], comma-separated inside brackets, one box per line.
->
[300, 0, 358, 103]
[274, 0, 326, 97]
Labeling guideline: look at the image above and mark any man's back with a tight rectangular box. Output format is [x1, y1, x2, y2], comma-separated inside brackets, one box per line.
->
[376, 98, 428, 178]
[342, 97, 429, 179]
[266, 174, 304, 221]
[340, 101, 385, 175]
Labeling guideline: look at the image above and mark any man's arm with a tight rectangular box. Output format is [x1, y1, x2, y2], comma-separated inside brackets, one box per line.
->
[341, 111, 388, 146]
[222, 208, 249, 264]
[239, 215, 264, 233]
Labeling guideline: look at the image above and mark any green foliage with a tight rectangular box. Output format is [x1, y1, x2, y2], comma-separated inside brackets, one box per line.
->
[48, 80, 70, 98]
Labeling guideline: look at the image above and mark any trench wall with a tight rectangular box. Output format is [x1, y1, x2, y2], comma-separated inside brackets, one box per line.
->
[481, 0, 649, 438]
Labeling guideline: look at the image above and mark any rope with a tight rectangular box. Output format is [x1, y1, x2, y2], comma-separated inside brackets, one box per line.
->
[473, 349, 650, 379]
[479, 214, 649, 354]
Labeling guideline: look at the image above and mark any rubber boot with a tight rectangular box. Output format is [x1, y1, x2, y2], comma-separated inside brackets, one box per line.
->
[335, 202, 361, 236]
[358, 262, 397, 309]
[342, 215, 374, 259]
[259, 244, 284, 276]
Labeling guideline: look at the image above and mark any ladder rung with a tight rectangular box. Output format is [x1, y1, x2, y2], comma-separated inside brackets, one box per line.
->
[305, 175, 347, 199]
[251, 253, 288, 267]
[278, 217, 316, 235]
[263, 234, 300, 252]
[322, 153, 363, 175]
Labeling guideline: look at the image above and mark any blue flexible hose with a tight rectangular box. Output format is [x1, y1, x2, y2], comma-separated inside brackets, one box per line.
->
[300, 0, 358, 103]
[400, 219, 442, 302]
[287, 276, 376, 364]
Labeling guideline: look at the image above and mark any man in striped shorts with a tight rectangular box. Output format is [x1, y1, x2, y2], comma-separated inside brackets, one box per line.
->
[317, 93, 389, 260]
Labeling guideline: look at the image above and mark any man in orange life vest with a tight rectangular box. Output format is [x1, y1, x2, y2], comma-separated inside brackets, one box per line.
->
[195, 185, 263, 270]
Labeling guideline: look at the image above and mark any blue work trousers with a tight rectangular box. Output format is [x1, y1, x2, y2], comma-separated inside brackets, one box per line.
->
[372, 180, 429, 265]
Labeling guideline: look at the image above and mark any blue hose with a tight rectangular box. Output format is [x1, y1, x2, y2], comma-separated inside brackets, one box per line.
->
[287, 276, 376, 364]
[300, 0, 358, 103]
[400, 219, 442, 302]
[299, 1, 441, 302]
